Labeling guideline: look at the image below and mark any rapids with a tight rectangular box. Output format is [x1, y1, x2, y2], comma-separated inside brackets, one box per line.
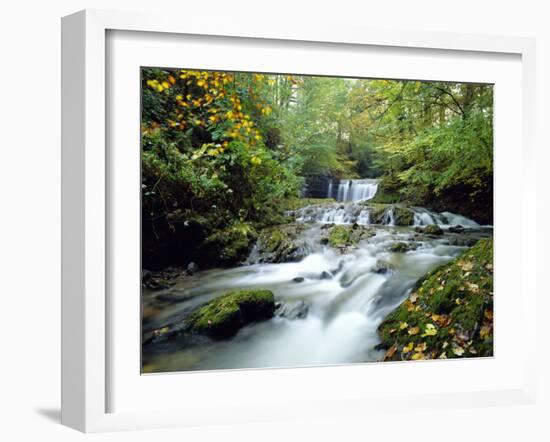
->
[142, 198, 492, 373]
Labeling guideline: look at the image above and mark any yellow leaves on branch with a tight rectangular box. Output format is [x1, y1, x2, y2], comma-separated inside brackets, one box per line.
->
[146, 69, 277, 149]
[146, 78, 172, 93]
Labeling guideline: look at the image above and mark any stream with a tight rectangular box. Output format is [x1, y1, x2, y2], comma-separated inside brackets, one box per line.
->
[142, 179, 493, 373]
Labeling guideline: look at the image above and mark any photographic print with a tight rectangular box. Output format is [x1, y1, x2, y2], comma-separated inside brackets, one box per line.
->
[141, 68, 493, 373]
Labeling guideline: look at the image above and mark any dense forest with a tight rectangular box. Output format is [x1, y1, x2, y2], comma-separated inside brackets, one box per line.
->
[141, 69, 494, 371]
[141, 69, 493, 270]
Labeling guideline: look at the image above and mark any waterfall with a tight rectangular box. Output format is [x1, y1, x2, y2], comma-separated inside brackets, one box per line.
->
[334, 179, 379, 202]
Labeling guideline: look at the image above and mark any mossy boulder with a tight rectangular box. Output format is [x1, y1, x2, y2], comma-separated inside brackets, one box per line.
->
[378, 238, 493, 361]
[203, 223, 257, 265]
[388, 242, 417, 253]
[365, 204, 389, 224]
[187, 290, 275, 339]
[256, 223, 307, 263]
[326, 225, 374, 248]
[328, 225, 354, 247]
[393, 207, 414, 226]
[360, 203, 413, 226]
[424, 224, 444, 235]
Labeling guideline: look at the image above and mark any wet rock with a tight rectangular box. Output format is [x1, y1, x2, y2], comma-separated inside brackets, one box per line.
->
[142, 269, 152, 284]
[187, 290, 275, 339]
[155, 292, 191, 304]
[320, 237, 329, 245]
[292, 276, 305, 283]
[275, 300, 309, 319]
[186, 261, 199, 275]
[320, 223, 334, 230]
[143, 323, 185, 344]
[389, 242, 416, 253]
[449, 237, 479, 247]
[327, 225, 373, 248]
[424, 224, 444, 235]
[255, 223, 308, 263]
[368, 205, 389, 224]
[393, 207, 415, 226]
[372, 260, 394, 274]
[320, 271, 333, 280]
[330, 260, 345, 275]
[448, 225, 465, 233]
[144, 279, 171, 291]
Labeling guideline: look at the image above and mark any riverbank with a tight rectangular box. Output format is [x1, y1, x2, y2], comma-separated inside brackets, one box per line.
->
[377, 238, 493, 360]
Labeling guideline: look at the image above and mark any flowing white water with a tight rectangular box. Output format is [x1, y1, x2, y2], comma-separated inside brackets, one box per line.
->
[336, 179, 379, 202]
[295, 203, 483, 228]
[143, 207, 492, 372]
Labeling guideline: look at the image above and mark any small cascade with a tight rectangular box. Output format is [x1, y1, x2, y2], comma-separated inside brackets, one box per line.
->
[411, 207, 480, 228]
[356, 209, 370, 225]
[383, 208, 395, 226]
[295, 203, 483, 228]
[319, 208, 353, 224]
[441, 212, 480, 228]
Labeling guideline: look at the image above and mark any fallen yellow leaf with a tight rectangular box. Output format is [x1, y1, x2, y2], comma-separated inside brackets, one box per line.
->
[414, 342, 427, 352]
[452, 346, 465, 356]
[480, 325, 492, 339]
[421, 323, 438, 337]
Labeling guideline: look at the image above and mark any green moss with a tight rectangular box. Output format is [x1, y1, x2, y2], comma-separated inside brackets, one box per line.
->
[188, 290, 275, 339]
[393, 207, 414, 226]
[328, 225, 354, 247]
[257, 223, 307, 262]
[203, 222, 257, 265]
[282, 197, 336, 211]
[369, 176, 404, 204]
[260, 229, 287, 253]
[365, 204, 389, 224]
[369, 191, 401, 204]
[388, 242, 416, 253]
[378, 238, 494, 361]
[326, 225, 374, 248]
[424, 224, 444, 235]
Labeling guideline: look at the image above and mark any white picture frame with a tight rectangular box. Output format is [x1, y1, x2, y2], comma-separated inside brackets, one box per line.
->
[61, 9, 537, 433]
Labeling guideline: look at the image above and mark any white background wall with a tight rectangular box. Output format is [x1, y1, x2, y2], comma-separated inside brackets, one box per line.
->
[0, 1, 547, 440]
